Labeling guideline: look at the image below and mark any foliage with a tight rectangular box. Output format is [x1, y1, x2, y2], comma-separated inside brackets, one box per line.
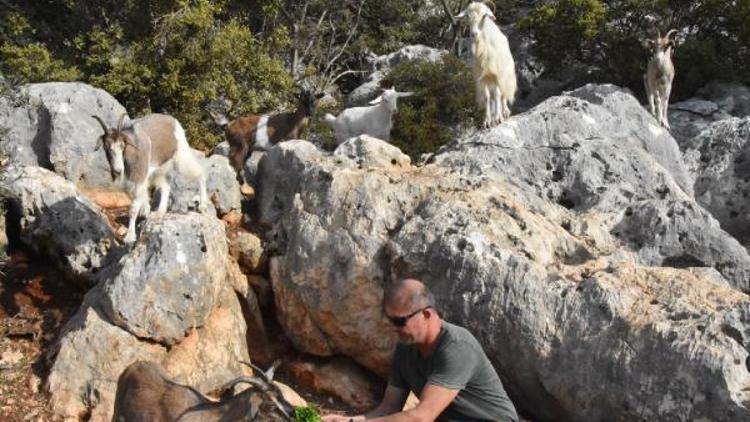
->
[520, 0, 750, 99]
[381, 54, 480, 160]
[519, 0, 606, 69]
[293, 405, 322, 422]
[84, 1, 293, 150]
[0, 0, 293, 150]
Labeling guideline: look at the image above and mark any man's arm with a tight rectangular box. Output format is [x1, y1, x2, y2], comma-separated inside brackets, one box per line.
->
[367, 383, 459, 422]
[322, 385, 409, 422]
[365, 385, 410, 418]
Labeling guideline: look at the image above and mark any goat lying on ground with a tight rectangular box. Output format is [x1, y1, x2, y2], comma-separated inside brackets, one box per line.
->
[455, 2, 517, 127]
[112, 360, 294, 421]
[323, 87, 413, 144]
[93, 113, 208, 243]
[221, 89, 323, 181]
[644, 29, 677, 129]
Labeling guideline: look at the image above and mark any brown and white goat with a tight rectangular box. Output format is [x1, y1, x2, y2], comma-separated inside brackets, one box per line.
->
[93, 113, 208, 243]
[224, 89, 323, 181]
[644, 29, 677, 129]
[112, 360, 294, 421]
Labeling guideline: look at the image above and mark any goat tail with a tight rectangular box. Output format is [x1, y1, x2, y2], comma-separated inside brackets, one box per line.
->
[501, 71, 517, 106]
[174, 148, 205, 182]
[173, 125, 206, 181]
[323, 113, 337, 127]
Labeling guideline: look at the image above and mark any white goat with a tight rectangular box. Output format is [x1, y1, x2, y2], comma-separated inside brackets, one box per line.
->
[644, 29, 677, 129]
[455, 2, 517, 128]
[324, 87, 413, 145]
[93, 113, 208, 243]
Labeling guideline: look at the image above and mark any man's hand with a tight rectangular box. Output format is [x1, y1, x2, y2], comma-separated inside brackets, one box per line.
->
[322, 414, 355, 422]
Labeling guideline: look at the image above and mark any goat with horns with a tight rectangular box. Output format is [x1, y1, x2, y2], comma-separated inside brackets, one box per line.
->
[92, 113, 208, 243]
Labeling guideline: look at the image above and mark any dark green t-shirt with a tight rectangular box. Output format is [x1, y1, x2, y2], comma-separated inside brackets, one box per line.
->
[388, 321, 518, 422]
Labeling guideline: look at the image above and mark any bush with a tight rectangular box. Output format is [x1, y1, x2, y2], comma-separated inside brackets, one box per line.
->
[381, 55, 480, 160]
[87, 1, 293, 150]
[520, 0, 750, 100]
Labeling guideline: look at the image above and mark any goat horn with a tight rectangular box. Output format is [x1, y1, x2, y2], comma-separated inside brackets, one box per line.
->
[665, 29, 678, 38]
[116, 113, 128, 136]
[91, 115, 108, 151]
[221, 376, 268, 392]
[240, 360, 277, 383]
[91, 115, 109, 134]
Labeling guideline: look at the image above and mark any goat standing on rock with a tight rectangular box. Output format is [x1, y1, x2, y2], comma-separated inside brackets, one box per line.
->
[323, 87, 413, 145]
[455, 2, 517, 128]
[644, 29, 677, 129]
[223, 89, 323, 181]
[93, 113, 208, 244]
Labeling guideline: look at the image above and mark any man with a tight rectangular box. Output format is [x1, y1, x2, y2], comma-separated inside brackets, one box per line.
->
[323, 278, 518, 422]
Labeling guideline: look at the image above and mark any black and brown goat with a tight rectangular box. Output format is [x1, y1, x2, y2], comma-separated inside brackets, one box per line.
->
[224, 90, 324, 181]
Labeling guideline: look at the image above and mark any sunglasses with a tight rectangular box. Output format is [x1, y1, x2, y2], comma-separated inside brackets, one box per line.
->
[386, 306, 432, 327]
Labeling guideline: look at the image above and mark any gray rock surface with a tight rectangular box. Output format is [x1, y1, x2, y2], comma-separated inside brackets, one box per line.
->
[669, 81, 750, 143]
[0, 82, 127, 187]
[255, 84, 750, 421]
[47, 277, 249, 421]
[333, 135, 411, 169]
[678, 117, 750, 246]
[167, 153, 241, 216]
[0, 165, 115, 283]
[97, 213, 228, 345]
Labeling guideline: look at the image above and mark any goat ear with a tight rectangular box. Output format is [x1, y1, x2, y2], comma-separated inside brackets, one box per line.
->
[94, 137, 103, 151]
[454, 10, 466, 19]
[369, 95, 383, 105]
[124, 137, 139, 151]
[397, 91, 415, 98]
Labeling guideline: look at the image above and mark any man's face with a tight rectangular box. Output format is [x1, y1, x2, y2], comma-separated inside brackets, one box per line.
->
[384, 303, 429, 345]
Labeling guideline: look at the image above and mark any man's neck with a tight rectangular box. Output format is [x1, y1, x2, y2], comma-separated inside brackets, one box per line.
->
[417, 319, 444, 357]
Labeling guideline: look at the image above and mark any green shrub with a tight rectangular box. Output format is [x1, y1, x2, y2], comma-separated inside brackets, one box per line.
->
[88, 1, 293, 151]
[521, 0, 750, 100]
[381, 55, 480, 160]
[519, 0, 606, 70]
[0, 43, 80, 82]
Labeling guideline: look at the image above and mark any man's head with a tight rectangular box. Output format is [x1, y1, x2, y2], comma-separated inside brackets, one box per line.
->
[384, 278, 440, 345]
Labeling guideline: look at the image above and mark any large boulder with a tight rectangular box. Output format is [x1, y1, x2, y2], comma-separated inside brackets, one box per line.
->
[255, 84, 750, 421]
[0, 165, 115, 283]
[47, 280, 249, 421]
[0, 82, 127, 187]
[47, 212, 250, 421]
[678, 117, 750, 246]
[97, 213, 228, 345]
[669, 81, 750, 143]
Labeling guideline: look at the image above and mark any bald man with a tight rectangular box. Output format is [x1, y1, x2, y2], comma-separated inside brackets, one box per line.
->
[323, 278, 518, 422]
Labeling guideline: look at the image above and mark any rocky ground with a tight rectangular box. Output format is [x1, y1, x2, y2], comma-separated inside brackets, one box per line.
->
[0, 249, 81, 421]
[0, 202, 361, 421]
